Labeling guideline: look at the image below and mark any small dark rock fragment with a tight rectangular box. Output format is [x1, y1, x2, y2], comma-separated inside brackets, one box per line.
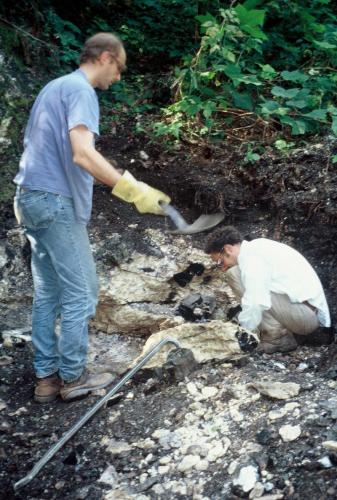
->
[155, 348, 198, 383]
[235, 330, 258, 352]
[256, 429, 273, 446]
[178, 293, 216, 321]
[173, 263, 205, 287]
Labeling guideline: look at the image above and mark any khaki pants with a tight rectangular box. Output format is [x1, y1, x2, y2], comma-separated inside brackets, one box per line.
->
[226, 266, 319, 347]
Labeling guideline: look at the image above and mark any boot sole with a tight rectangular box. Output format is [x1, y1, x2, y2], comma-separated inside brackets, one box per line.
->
[34, 392, 59, 403]
[60, 380, 113, 401]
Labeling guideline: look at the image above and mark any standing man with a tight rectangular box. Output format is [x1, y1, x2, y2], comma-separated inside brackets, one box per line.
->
[206, 226, 331, 353]
[14, 33, 170, 402]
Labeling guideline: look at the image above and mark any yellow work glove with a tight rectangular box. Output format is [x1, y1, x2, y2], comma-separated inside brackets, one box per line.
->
[112, 170, 171, 215]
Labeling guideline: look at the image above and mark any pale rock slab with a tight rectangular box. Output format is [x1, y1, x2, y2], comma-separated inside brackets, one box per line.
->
[279, 424, 301, 442]
[93, 303, 183, 334]
[251, 381, 300, 400]
[131, 321, 258, 369]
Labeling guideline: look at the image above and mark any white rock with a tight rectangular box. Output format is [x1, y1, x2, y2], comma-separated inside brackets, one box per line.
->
[249, 481, 265, 498]
[186, 382, 200, 397]
[159, 455, 172, 465]
[297, 363, 308, 371]
[177, 455, 201, 472]
[105, 439, 132, 455]
[139, 150, 149, 160]
[195, 459, 209, 471]
[322, 441, 337, 451]
[268, 408, 287, 421]
[207, 438, 230, 462]
[229, 406, 244, 422]
[284, 402, 300, 412]
[279, 424, 301, 442]
[158, 465, 170, 474]
[233, 465, 259, 493]
[98, 465, 119, 486]
[251, 381, 300, 400]
[318, 456, 333, 468]
[200, 386, 218, 399]
[0, 399, 7, 412]
[133, 438, 155, 449]
[151, 484, 165, 494]
[228, 460, 239, 475]
[152, 428, 170, 440]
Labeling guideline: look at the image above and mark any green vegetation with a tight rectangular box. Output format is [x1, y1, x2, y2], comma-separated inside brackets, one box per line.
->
[1, 0, 337, 192]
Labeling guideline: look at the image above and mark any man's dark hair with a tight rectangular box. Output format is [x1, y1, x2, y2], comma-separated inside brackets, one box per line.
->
[80, 32, 124, 63]
[205, 226, 243, 254]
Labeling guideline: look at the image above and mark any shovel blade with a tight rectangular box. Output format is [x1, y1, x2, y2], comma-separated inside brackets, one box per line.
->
[170, 213, 225, 235]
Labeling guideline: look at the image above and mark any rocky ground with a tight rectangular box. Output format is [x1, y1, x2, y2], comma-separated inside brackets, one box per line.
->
[1, 115, 337, 499]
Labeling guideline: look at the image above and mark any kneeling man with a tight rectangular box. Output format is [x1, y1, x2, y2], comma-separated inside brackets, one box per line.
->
[206, 226, 331, 353]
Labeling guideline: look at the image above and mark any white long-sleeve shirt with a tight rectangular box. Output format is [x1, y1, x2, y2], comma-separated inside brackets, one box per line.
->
[237, 239, 330, 331]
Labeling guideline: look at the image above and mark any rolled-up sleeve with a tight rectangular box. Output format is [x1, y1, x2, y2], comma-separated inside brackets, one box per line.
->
[238, 254, 272, 331]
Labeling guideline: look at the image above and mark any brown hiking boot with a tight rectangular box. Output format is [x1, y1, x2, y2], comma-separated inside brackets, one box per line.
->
[34, 374, 61, 403]
[60, 369, 114, 401]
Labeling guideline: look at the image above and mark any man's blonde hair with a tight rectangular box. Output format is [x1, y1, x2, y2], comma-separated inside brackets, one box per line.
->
[80, 32, 124, 63]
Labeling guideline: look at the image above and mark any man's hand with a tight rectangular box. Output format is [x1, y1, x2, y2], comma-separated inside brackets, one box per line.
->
[112, 171, 170, 215]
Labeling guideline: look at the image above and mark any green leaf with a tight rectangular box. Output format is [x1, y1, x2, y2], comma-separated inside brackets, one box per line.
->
[231, 91, 253, 111]
[202, 101, 217, 120]
[222, 48, 236, 63]
[332, 155, 337, 164]
[259, 100, 279, 115]
[280, 116, 308, 135]
[234, 4, 267, 40]
[271, 86, 299, 99]
[303, 109, 328, 121]
[313, 40, 336, 50]
[281, 70, 309, 83]
[260, 64, 278, 80]
[285, 99, 309, 109]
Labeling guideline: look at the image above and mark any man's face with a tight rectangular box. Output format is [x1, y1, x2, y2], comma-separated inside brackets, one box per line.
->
[96, 48, 126, 90]
[210, 244, 239, 271]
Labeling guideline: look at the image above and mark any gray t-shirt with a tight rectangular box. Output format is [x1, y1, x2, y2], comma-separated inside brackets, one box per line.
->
[14, 69, 99, 224]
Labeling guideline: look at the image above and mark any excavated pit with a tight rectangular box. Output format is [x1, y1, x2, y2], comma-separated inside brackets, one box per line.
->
[1, 119, 337, 499]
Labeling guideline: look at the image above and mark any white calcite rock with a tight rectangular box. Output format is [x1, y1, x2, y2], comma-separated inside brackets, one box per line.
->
[206, 438, 230, 462]
[233, 465, 259, 493]
[322, 441, 337, 451]
[98, 465, 119, 487]
[177, 454, 201, 473]
[279, 424, 301, 442]
[251, 381, 300, 400]
[200, 386, 219, 399]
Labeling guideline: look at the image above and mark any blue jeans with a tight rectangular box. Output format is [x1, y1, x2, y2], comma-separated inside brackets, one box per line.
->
[14, 188, 98, 381]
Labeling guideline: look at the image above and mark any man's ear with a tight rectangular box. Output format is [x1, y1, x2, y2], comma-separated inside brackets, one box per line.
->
[223, 244, 232, 255]
[98, 51, 110, 64]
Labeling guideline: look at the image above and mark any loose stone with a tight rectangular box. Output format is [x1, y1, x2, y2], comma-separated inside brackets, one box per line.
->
[279, 424, 301, 442]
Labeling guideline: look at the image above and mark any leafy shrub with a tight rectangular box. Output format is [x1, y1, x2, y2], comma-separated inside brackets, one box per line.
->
[154, 0, 337, 140]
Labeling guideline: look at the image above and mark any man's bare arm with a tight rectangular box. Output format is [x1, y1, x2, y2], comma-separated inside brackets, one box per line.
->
[69, 125, 121, 187]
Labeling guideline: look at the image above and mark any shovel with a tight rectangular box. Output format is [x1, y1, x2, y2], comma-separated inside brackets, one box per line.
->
[160, 202, 224, 235]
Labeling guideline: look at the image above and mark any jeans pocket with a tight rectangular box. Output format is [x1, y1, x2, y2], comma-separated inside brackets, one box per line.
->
[16, 191, 59, 229]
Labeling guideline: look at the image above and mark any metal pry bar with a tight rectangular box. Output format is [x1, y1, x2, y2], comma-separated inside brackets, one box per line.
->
[14, 336, 181, 491]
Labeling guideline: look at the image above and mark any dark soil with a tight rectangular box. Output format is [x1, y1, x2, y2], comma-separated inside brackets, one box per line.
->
[1, 115, 337, 499]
